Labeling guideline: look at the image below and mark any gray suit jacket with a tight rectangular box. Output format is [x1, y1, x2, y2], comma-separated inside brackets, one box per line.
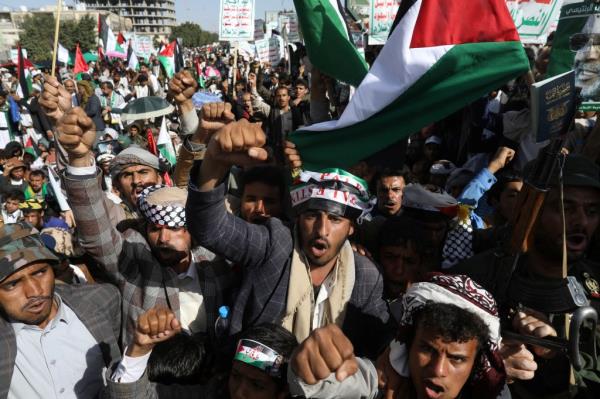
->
[64, 171, 234, 347]
[186, 174, 394, 359]
[0, 283, 122, 399]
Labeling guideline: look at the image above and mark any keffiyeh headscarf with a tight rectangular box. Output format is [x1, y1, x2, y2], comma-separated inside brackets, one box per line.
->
[289, 169, 375, 223]
[138, 185, 187, 228]
[389, 273, 505, 398]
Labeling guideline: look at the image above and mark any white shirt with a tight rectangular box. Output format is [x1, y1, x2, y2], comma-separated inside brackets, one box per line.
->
[9, 295, 105, 399]
[312, 264, 339, 330]
[2, 208, 21, 224]
[177, 259, 207, 334]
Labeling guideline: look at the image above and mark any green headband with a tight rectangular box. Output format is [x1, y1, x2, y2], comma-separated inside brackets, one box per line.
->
[290, 169, 374, 223]
[233, 339, 285, 378]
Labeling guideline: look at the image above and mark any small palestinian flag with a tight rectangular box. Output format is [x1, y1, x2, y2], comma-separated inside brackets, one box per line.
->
[289, 0, 530, 170]
[158, 41, 176, 78]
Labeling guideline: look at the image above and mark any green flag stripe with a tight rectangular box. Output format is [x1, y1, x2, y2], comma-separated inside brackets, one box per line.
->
[290, 41, 530, 170]
[294, 0, 368, 86]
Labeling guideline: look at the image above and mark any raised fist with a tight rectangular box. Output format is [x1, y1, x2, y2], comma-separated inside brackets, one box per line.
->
[206, 118, 268, 166]
[168, 70, 198, 106]
[56, 107, 96, 167]
[200, 102, 235, 137]
[39, 76, 72, 122]
[128, 307, 181, 357]
[488, 146, 516, 174]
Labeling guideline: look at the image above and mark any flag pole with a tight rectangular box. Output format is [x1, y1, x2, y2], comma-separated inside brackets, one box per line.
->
[51, 0, 63, 77]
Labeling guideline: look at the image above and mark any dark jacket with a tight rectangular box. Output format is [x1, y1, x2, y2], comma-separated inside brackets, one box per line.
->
[0, 283, 122, 399]
[186, 171, 394, 359]
[85, 94, 106, 131]
[452, 250, 600, 399]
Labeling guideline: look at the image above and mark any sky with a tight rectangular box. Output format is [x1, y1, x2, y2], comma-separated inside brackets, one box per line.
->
[11, 0, 296, 33]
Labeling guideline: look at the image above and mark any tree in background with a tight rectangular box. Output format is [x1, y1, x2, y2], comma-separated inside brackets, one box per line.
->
[60, 16, 96, 52]
[19, 14, 54, 61]
[170, 22, 218, 48]
[19, 14, 97, 61]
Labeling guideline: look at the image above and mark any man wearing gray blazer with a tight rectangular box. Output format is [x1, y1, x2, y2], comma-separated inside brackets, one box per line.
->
[0, 222, 122, 399]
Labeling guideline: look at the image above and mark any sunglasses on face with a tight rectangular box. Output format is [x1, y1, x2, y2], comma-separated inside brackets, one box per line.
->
[570, 33, 600, 51]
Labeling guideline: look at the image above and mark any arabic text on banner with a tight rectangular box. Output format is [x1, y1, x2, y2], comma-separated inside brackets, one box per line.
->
[506, 0, 563, 44]
[219, 0, 255, 41]
[369, 0, 401, 45]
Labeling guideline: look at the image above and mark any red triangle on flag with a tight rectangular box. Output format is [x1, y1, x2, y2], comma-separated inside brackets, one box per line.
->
[159, 41, 176, 57]
[74, 44, 88, 74]
[410, 0, 520, 49]
[117, 32, 126, 45]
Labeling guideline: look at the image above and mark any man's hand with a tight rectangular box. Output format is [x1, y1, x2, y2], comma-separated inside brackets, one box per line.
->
[198, 119, 268, 191]
[248, 72, 257, 89]
[56, 107, 96, 167]
[127, 307, 181, 358]
[512, 308, 558, 359]
[291, 324, 358, 385]
[168, 70, 198, 114]
[198, 102, 235, 140]
[205, 118, 268, 166]
[39, 76, 72, 122]
[284, 140, 303, 169]
[500, 341, 537, 382]
[488, 146, 516, 174]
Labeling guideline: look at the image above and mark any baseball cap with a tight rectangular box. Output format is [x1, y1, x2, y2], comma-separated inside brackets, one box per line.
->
[0, 222, 58, 282]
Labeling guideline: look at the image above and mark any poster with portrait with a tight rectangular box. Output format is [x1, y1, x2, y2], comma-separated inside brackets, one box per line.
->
[547, 0, 600, 110]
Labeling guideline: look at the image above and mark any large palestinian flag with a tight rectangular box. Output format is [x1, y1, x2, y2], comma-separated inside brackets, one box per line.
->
[289, 0, 530, 170]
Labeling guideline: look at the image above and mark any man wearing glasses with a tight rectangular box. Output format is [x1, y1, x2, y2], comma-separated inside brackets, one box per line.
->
[572, 13, 600, 101]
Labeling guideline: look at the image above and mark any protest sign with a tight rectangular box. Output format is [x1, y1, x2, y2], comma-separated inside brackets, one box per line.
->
[265, 21, 279, 39]
[237, 41, 257, 60]
[268, 36, 284, 65]
[279, 12, 301, 42]
[369, 0, 401, 45]
[133, 35, 153, 61]
[219, 0, 255, 41]
[547, 0, 600, 110]
[506, 0, 563, 44]
[255, 39, 270, 63]
[254, 19, 265, 40]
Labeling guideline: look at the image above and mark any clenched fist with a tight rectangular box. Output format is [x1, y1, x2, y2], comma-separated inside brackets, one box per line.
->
[127, 307, 181, 358]
[168, 70, 198, 114]
[39, 76, 72, 123]
[56, 107, 96, 167]
[198, 119, 268, 191]
[200, 102, 235, 136]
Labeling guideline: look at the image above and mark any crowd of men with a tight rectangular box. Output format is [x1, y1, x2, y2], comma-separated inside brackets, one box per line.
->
[0, 31, 599, 399]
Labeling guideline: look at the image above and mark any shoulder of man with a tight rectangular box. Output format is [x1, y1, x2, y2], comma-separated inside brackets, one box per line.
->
[57, 282, 121, 307]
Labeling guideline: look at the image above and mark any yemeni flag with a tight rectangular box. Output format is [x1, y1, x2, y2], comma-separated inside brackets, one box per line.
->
[17, 44, 33, 99]
[289, 0, 530, 170]
[158, 41, 176, 78]
[73, 43, 88, 75]
[293, 0, 368, 87]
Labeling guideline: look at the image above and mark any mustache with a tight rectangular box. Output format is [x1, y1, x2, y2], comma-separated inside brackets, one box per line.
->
[22, 296, 51, 311]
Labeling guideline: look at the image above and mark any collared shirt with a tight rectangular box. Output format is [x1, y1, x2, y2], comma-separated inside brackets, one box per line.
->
[177, 257, 207, 334]
[2, 209, 21, 224]
[312, 262, 340, 330]
[9, 294, 105, 399]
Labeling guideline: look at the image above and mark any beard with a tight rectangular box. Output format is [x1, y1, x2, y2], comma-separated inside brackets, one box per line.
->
[152, 245, 188, 265]
[575, 60, 600, 100]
